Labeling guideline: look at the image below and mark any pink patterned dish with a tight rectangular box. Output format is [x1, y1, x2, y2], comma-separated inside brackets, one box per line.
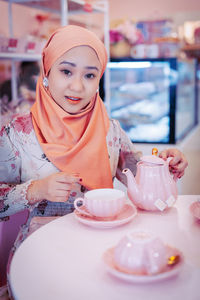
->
[190, 201, 200, 220]
[74, 204, 137, 229]
[103, 246, 184, 283]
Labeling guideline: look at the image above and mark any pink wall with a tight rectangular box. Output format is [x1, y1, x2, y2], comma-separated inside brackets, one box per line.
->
[0, 2, 59, 38]
[0, 2, 37, 37]
[108, 0, 200, 21]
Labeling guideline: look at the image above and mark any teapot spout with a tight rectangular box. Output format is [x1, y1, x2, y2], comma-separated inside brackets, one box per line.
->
[122, 168, 141, 205]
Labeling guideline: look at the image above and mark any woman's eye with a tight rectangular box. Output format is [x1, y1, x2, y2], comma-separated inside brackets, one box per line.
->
[85, 73, 96, 79]
[61, 69, 71, 76]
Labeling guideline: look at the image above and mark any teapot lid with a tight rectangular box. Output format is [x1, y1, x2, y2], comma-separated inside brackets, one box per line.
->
[140, 155, 165, 165]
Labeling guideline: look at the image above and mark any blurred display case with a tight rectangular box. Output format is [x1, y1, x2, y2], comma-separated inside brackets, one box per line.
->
[105, 57, 197, 144]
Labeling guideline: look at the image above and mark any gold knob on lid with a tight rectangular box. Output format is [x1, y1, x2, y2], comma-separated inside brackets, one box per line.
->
[152, 147, 158, 156]
[167, 255, 180, 266]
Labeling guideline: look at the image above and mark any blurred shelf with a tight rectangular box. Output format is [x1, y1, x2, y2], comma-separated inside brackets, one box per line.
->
[0, 52, 41, 61]
[2, 0, 107, 14]
[182, 44, 200, 60]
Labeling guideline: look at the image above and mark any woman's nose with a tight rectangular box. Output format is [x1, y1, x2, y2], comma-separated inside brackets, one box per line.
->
[69, 75, 83, 92]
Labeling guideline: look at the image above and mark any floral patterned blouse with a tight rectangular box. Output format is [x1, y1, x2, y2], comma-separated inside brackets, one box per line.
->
[0, 113, 141, 221]
[0, 113, 142, 297]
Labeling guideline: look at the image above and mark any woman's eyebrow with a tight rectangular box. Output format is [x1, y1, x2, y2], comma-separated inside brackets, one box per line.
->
[59, 61, 75, 67]
[59, 61, 99, 71]
[85, 66, 99, 71]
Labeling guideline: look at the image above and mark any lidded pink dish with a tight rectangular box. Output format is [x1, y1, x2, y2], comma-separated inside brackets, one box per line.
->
[113, 231, 167, 275]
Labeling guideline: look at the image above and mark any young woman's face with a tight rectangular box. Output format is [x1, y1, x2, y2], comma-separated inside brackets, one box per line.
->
[47, 46, 102, 114]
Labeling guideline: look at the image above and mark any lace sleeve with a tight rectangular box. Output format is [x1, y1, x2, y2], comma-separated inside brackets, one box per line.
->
[0, 123, 36, 218]
[0, 180, 34, 218]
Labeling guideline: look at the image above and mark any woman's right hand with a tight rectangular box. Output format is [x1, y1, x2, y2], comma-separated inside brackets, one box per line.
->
[27, 172, 82, 204]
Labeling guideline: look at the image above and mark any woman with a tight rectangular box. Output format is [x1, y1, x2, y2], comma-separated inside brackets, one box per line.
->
[0, 25, 187, 231]
[0, 25, 188, 298]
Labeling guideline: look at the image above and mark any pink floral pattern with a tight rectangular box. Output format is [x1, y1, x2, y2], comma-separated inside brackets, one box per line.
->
[15, 151, 19, 157]
[11, 164, 16, 170]
[13, 114, 33, 135]
[0, 186, 11, 197]
[70, 192, 77, 197]
[0, 126, 4, 137]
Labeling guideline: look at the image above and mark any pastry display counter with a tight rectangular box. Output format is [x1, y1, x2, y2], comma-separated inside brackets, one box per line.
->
[104, 57, 197, 144]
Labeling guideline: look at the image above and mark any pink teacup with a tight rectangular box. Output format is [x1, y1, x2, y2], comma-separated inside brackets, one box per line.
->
[74, 188, 126, 219]
[113, 231, 167, 275]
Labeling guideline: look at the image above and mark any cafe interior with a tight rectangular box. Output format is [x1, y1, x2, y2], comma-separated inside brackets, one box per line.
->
[0, 1, 200, 299]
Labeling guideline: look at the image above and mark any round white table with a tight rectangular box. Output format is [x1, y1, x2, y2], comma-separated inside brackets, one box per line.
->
[9, 195, 200, 300]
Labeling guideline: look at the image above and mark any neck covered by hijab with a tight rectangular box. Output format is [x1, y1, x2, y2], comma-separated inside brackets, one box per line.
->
[31, 25, 113, 190]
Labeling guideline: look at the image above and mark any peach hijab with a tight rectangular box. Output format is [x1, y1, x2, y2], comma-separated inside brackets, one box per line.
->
[31, 25, 113, 189]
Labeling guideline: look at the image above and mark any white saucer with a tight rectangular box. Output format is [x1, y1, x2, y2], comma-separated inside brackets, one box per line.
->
[74, 204, 137, 229]
[103, 246, 184, 283]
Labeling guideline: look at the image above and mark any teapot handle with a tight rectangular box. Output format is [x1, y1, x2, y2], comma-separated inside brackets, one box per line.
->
[166, 157, 178, 182]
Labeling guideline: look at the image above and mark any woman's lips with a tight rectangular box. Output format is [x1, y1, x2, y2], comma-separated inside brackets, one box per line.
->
[65, 96, 81, 104]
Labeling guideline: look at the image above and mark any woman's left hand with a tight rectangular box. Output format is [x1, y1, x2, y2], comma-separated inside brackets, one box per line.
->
[159, 148, 188, 180]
